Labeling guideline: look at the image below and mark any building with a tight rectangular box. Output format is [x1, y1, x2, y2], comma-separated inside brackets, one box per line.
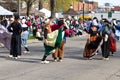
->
[72, 1, 98, 12]
[114, 6, 120, 11]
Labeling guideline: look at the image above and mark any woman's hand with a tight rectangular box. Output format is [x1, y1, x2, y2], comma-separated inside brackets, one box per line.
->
[45, 39, 48, 45]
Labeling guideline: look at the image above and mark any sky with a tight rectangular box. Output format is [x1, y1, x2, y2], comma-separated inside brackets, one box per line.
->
[89, 0, 120, 6]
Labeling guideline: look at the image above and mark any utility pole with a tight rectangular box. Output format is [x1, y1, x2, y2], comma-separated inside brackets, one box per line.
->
[39, 0, 43, 10]
[78, 0, 79, 11]
[83, 0, 85, 25]
[18, 0, 20, 16]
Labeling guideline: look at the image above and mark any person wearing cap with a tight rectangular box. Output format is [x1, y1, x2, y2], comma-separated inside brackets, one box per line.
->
[101, 19, 111, 60]
[83, 21, 102, 59]
[7, 14, 22, 59]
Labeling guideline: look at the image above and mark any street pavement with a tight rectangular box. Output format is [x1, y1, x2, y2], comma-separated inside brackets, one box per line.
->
[0, 34, 120, 80]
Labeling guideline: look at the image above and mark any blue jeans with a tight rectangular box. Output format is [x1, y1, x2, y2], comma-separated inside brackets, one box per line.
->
[21, 39, 27, 47]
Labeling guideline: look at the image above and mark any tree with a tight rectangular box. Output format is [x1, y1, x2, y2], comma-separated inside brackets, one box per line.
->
[56, 0, 78, 12]
[38, 0, 43, 10]
[24, 0, 37, 16]
[50, 0, 56, 18]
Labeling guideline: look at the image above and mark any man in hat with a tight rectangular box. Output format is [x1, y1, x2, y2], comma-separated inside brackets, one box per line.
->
[52, 19, 66, 62]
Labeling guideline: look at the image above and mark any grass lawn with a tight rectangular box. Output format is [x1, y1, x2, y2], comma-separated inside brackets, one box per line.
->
[28, 36, 36, 40]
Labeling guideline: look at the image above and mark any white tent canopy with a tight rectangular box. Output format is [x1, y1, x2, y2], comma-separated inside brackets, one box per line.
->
[0, 6, 13, 15]
[39, 8, 51, 17]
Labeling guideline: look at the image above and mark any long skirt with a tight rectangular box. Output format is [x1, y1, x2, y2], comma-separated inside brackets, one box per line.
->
[109, 33, 117, 52]
[10, 35, 21, 57]
[83, 36, 103, 58]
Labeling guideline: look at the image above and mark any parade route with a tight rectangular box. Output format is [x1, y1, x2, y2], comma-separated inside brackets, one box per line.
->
[0, 36, 120, 80]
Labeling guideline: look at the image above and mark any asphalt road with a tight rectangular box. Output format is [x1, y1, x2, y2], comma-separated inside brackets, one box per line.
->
[0, 35, 120, 80]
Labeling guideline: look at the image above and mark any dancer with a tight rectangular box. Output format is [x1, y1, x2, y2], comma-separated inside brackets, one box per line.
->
[83, 22, 102, 59]
[41, 19, 64, 64]
[0, 22, 11, 50]
[52, 19, 69, 62]
[101, 19, 111, 60]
